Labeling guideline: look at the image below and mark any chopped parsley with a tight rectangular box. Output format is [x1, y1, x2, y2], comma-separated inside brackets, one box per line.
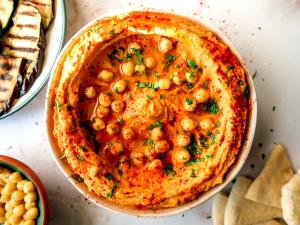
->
[107, 48, 132, 63]
[190, 168, 196, 177]
[147, 95, 152, 100]
[204, 99, 219, 114]
[107, 183, 117, 198]
[187, 59, 198, 69]
[186, 83, 193, 89]
[89, 28, 94, 33]
[252, 70, 257, 79]
[131, 48, 143, 65]
[207, 131, 216, 144]
[125, 93, 131, 99]
[117, 116, 123, 125]
[76, 155, 84, 161]
[185, 98, 193, 105]
[71, 174, 83, 183]
[55, 101, 62, 112]
[163, 54, 176, 71]
[136, 81, 159, 90]
[225, 65, 234, 75]
[200, 136, 209, 149]
[186, 134, 202, 156]
[147, 121, 162, 130]
[104, 173, 114, 181]
[78, 145, 87, 152]
[185, 158, 204, 166]
[143, 138, 154, 147]
[109, 30, 115, 35]
[164, 164, 176, 176]
[242, 86, 249, 97]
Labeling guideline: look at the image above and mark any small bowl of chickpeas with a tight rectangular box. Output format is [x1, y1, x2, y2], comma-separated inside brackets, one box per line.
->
[0, 155, 48, 225]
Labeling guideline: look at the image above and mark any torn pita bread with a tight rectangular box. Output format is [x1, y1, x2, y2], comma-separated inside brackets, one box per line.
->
[224, 176, 282, 225]
[281, 173, 300, 225]
[245, 144, 293, 208]
[212, 192, 228, 225]
[252, 220, 284, 225]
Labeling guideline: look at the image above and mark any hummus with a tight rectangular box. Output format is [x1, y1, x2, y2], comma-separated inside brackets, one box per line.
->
[48, 12, 251, 209]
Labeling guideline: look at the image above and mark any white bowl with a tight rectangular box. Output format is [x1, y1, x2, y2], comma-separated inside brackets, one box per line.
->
[0, 0, 67, 119]
[46, 9, 257, 217]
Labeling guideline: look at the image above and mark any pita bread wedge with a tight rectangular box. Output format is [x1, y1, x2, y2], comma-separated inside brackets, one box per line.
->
[252, 220, 284, 225]
[281, 173, 300, 225]
[224, 176, 282, 225]
[245, 144, 293, 208]
[212, 192, 228, 225]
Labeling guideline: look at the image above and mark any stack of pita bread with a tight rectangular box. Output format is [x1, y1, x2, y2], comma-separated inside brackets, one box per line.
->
[212, 144, 300, 225]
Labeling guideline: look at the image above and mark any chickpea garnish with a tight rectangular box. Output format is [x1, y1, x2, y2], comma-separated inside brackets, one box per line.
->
[92, 117, 105, 131]
[158, 79, 171, 90]
[181, 118, 197, 131]
[120, 61, 135, 77]
[184, 98, 197, 112]
[106, 123, 120, 135]
[147, 100, 163, 118]
[147, 159, 163, 170]
[185, 72, 198, 83]
[199, 118, 214, 131]
[96, 105, 109, 118]
[145, 56, 156, 69]
[194, 88, 210, 103]
[134, 64, 146, 74]
[177, 134, 191, 147]
[122, 127, 135, 140]
[113, 80, 127, 93]
[98, 93, 112, 107]
[172, 72, 185, 85]
[98, 69, 114, 82]
[111, 100, 125, 113]
[174, 149, 191, 163]
[154, 140, 170, 154]
[151, 127, 164, 141]
[131, 152, 144, 165]
[110, 143, 123, 155]
[144, 148, 157, 160]
[84, 86, 96, 98]
[128, 42, 141, 53]
[159, 37, 173, 53]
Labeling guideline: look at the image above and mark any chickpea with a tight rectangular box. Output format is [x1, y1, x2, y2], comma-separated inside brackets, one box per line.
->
[122, 127, 135, 140]
[120, 61, 134, 77]
[23, 220, 35, 225]
[25, 202, 36, 210]
[96, 105, 109, 118]
[92, 117, 105, 131]
[158, 78, 171, 90]
[147, 100, 162, 118]
[98, 69, 114, 82]
[148, 159, 163, 170]
[11, 190, 25, 201]
[181, 118, 197, 131]
[130, 152, 144, 165]
[98, 93, 111, 107]
[106, 123, 120, 135]
[177, 134, 190, 147]
[185, 72, 198, 83]
[199, 118, 214, 130]
[0, 168, 10, 181]
[154, 140, 169, 154]
[24, 193, 36, 203]
[145, 56, 156, 69]
[13, 204, 25, 217]
[10, 199, 22, 207]
[113, 80, 127, 93]
[2, 183, 16, 196]
[0, 195, 10, 203]
[25, 207, 38, 219]
[84, 86, 96, 98]
[111, 100, 125, 113]
[5, 201, 13, 212]
[17, 180, 27, 191]
[144, 148, 157, 160]
[128, 42, 141, 53]
[134, 64, 146, 74]
[194, 88, 210, 103]
[151, 127, 164, 141]
[159, 37, 173, 53]
[9, 215, 21, 225]
[184, 98, 197, 112]
[110, 143, 123, 155]
[5, 211, 12, 220]
[174, 149, 190, 163]
[172, 72, 185, 85]
[8, 172, 22, 184]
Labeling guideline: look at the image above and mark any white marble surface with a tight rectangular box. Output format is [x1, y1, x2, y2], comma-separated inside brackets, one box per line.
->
[1, 0, 300, 224]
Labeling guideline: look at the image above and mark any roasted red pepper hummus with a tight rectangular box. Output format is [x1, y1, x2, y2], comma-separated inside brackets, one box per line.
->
[48, 12, 251, 209]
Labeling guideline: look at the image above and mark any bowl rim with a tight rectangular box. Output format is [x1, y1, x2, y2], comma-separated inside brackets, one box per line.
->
[45, 8, 257, 217]
[0, 155, 49, 224]
[0, 0, 67, 120]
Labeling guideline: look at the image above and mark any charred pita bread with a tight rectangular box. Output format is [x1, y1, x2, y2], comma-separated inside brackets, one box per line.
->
[245, 144, 293, 208]
[224, 176, 282, 225]
[281, 173, 300, 225]
[212, 192, 228, 225]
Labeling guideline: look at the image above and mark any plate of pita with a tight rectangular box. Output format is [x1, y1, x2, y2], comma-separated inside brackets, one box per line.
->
[212, 144, 300, 225]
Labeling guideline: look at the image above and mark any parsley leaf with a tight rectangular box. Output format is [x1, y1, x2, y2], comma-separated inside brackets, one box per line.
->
[204, 99, 219, 114]
[164, 164, 176, 176]
[104, 173, 114, 181]
[187, 59, 198, 69]
[147, 121, 162, 130]
[78, 145, 87, 152]
[131, 48, 143, 65]
[186, 83, 193, 89]
[76, 155, 84, 161]
[109, 30, 115, 35]
[185, 158, 204, 166]
[200, 136, 209, 149]
[136, 81, 159, 90]
[186, 134, 202, 156]
[107, 183, 117, 198]
[190, 168, 196, 177]
[242, 86, 249, 97]
[225, 65, 234, 75]
[185, 98, 193, 105]
[163, 54, 176, 71]
[71, 174, 83, 183]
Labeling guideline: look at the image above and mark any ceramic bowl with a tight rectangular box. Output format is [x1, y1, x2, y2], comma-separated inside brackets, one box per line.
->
[45, 9, 257, 217]
[0, 0, 67, 120]
[0, 155, 49, 224]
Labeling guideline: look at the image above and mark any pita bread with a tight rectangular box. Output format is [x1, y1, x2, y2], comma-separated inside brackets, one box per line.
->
[281, 173, 300, 225]
[224, 176, 282, 225]
[245, 144, 293, 208]
[252, 220, 284, 225]
[212, 192, 228, 225]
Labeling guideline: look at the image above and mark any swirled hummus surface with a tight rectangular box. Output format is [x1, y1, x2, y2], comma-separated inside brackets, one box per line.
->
[48, 12, 251, 209]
